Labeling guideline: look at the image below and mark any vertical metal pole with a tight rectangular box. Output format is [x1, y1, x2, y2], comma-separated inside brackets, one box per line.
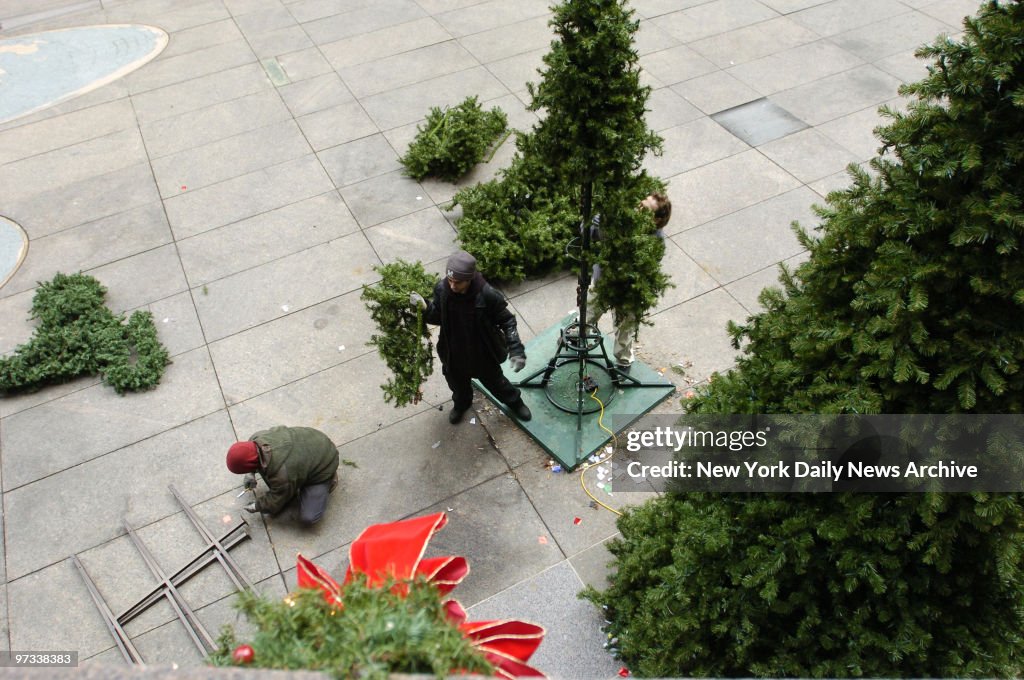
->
[577, 180, 594, 434]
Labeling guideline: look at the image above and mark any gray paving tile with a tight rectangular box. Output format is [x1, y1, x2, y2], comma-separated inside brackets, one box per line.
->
[209, 289, 374, 404]
[320, 17, 450, 71]
[831, 10, 952, 62]
[288, 0, 354, 22]
[297, 101, 380, 151]
[486, 48, 547, 94]
[644, 117, 749, 178]
[0, 347, 224, 493]
[641, 288, 749, 384]
[725, 251, 809, 313]
[412, 0, 481, 13]
[504, 277, 579, 337]
[318, 134, 401, 187]
[671, 70, 761, 115]
[276, 45, 334, 81]
[108, 0, 232, 33]
[758, 0, 832, 12]
[816, 103, 890, 160]
[0, 98, 136, 165]
[467, 561, 620, 680]
[727, 39, 865, 96]
[691, 15, 821, 68]
[640, 44, 718, 88]
[634, 18, 681, 56]
[434, 0, 550, 38]
[420, 476, 566, 608]
[228, 353, 434, 468]
[125, 40, 257, 95]
[339, 170, 430, 227]
[248, 24, 315, 58]
[360, 66, 508, 130]
[0, 163, 159, 241]
[163, 154, 334, 239]
[568, 538, 615, 592]
[0, 78, 129, 134]
[458, 14, 552, 64]
[157, 18, 244, 60]
[340, 41, 477, 98]
[178, 192, 357, 286]
[631, 0, 713, 18]
[769, 64, 904, 126]
[139, 89, 291, 159]
[808, 159, 874, 198]
[758, 127, 861, 182]
[262, 409, 511, 576]
[84, 243, 189, 314]
[223, 0, 284, 14]
[919, 0, 984, 28]
[875, 48, 932, 84]
[0, 128, 147, 204]
[234, 4, 295, 35]
[790, 0, 912, 36]
[277, 72, 355, 117]
[654, 240, 722, 313]
[674, 186, 818, 285]
[152, 120, 311, 197]
[192, 231, 379, 341]
[665, 149, 803, 233]
[364, 206, 459, 265]
[302, 0, 426, 45]
[130, 63, 273, 125]
[650, 0, 780, 43]
[145, 292, 207, 358]
[1, 203, 172, 297]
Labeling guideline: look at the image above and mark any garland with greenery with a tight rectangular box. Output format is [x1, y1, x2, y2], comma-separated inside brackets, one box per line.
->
[585, 2, 1024, 676]
[400, 96, 509, 182]
[450, 0, 669, 326]
[210, 578, 492, 679]
[0, 272, 170, 395]
[360, 260, 437, 406]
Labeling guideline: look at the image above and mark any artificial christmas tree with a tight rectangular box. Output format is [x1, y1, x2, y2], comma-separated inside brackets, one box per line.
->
[587, 1, 1024, 676]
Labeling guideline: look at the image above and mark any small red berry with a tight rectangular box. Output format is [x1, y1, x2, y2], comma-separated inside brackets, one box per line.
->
[232, 644, 255, 664]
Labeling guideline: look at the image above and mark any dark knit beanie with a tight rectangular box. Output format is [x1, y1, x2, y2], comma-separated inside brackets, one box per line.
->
[226, 441, 259, 473]
[446, 250, 477, 281]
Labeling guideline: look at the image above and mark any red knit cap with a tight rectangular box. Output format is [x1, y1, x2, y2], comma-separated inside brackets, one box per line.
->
[226, 441, 259, 473]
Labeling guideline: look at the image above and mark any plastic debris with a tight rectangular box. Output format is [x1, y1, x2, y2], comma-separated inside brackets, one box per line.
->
[469, 417, 477, 425]
[538, 536, 548, 544]
[447, 507, 453, 512]
[573, 516, 582, 525]
[551, 464, 563, 473]
[431, 441, 441, 449]
[416, 196, 422, 200]
[618, 667, 630, 677]
[281, 304, 290, 312]
[598, 466, 608, 475]
[339, 345, 346, 351]
[605, 445, 613, 454]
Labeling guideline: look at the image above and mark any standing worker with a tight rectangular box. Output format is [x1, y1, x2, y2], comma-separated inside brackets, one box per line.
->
[410, 250, 532, 424]
[587, 192, 672, 373]
[226, 425, 340, 526]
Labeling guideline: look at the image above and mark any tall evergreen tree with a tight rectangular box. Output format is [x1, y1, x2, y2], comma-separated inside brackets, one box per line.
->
[588, 2, 1024, 676]
[452, 0, 669, 323]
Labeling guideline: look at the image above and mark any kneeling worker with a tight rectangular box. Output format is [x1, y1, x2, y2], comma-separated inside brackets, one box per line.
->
[226, 425, 340, 526]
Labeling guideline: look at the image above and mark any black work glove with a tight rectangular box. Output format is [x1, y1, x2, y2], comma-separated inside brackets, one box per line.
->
[243, 473, 257, 490]
[510, 354, 527, 372]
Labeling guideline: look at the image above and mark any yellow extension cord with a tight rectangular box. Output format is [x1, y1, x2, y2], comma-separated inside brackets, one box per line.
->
[579, 389, 622, 516]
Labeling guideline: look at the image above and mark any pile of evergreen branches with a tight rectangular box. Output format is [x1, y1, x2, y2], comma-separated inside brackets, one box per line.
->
[400, 96, 509, 182]
[0, 272, 170, 395]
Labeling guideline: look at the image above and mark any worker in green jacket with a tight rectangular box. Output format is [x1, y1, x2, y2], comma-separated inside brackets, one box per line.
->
[226, 425, 340, 526]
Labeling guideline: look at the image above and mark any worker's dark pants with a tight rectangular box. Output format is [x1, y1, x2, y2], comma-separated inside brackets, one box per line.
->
[445, 361, 520, 412]
[298, 477, 335, 526]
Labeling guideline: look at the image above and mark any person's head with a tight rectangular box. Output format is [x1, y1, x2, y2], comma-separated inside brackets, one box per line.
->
[445, 250, 476, 294]
[640, 192, 671, 229]
[226, 441, 259, 473]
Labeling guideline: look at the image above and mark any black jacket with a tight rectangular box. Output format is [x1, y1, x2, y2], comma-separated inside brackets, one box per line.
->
[424, 276, 525, 368]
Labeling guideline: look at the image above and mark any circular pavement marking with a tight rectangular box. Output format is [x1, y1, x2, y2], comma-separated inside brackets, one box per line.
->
[0, 216, 28, 289]
[0, 24, 168, 125]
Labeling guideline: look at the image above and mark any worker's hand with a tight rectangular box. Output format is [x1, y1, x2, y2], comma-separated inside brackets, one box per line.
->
[409, 292, 427, 311]
[243, 473, 257, 491]
[510, 354, 527, 373]
[243, 502, 258, 514]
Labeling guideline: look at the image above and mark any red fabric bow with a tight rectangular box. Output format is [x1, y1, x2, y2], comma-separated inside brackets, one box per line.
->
[296, 512, 545, 679]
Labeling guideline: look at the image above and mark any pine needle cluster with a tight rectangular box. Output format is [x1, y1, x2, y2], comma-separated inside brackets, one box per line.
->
[0, 272, 170, 395]
[400, 96, 509, 182]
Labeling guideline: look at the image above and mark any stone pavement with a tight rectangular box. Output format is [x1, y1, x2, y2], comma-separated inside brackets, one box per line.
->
[0, 0, 978, 676]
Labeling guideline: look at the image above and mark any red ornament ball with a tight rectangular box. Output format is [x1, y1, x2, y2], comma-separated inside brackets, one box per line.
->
[232, 644, 255, 665]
